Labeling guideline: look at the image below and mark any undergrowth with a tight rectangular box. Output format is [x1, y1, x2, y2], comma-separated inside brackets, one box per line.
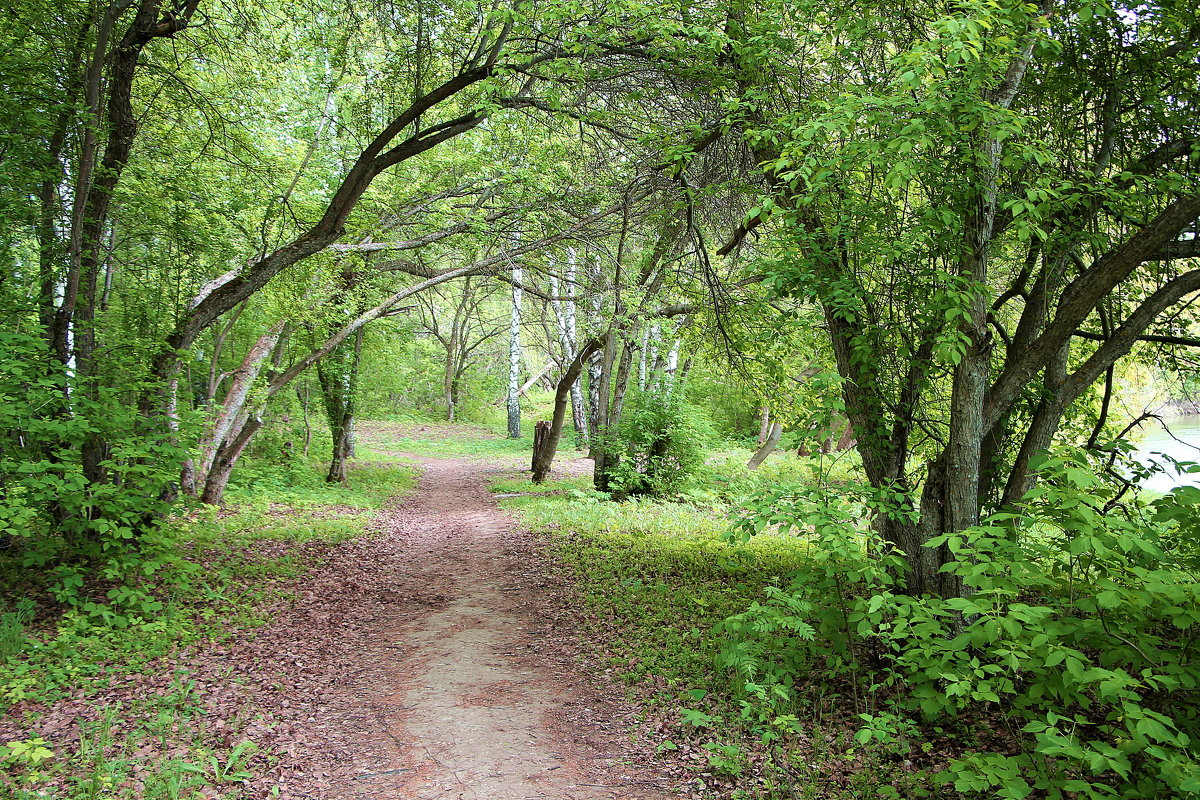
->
[0, 457, 416, 798]
[493, 470, 841, 797]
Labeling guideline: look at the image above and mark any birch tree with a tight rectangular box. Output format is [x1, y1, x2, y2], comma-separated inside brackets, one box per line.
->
[548, 247, 589, 446]
[506, 255, 524, 438]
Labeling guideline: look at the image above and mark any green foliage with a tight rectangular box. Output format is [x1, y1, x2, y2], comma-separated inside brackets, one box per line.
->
[702, 446, 864, 507]
[721, 451, 1200, 798]
[601, 388, 712, 498]
[0, 330, 195, 617]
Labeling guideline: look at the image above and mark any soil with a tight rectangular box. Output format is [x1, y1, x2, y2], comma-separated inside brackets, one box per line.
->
[241, 446, 677, 799]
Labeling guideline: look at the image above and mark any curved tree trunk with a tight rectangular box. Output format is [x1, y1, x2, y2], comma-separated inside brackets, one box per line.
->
[747, 422, 782, 470]
[532, 338, 603, 483]
[189, 322, 288, 500]
[201, 416, 264, 506]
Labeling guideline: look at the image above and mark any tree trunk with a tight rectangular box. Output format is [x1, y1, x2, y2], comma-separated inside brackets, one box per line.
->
[299, 382, 313, 457]
[317, 327, 364, 484]
[192, 322, 288, 497]
[747, 422, 782, 470]
[590, 331, 617, 489]
[326, 413, 355, 484]
[664, 337, 681, 391]
[201, 416, 264, 506]
[638, 325, 651, 390]
[532, 338, 603, 483]
[518, 363, 553, 396]
[585, 251, 605, 457]
[507, 261, 523, 438]
[565, 250, 589, 448]
[532, 420, 552, 477]
[836, 419, 856, 451]
[756, 406, 771, 445]
[877, 459, 962, 598]
[549, 253, 589, 448]
[444, 329, 458, 422]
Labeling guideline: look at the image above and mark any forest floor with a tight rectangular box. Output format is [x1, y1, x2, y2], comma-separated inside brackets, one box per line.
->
[264, 428, 676, 799]
[0, 423, 685, 799]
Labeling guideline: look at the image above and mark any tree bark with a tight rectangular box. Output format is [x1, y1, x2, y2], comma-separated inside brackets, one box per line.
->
[190, 322, 288, 499]
[757, 406, 772, 446]
[532, 338, 604, 483]
[507, 260, 523, 438]
[747, 422, 782, 470]
[549, 251, 590, 447]
[318, 327, 364, 484]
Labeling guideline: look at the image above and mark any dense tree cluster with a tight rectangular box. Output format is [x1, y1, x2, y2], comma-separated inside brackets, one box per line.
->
[3, 0, 1200, 796]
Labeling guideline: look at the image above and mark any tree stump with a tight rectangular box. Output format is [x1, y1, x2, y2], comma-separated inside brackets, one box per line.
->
[532, 420, 553, 480]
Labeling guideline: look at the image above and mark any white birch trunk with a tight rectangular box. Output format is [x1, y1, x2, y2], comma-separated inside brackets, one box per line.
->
[638, 325, 650, 390]
[665, 338, 681, 392]
[506, 260, 523, 438]
[550, 262, 589, 447]
[564, 248, 588, 445]
[195, 321, 287, 491]
[585, 252, 604, 440]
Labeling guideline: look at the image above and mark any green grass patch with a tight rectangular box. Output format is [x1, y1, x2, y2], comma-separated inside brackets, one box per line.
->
[3, 683, 262, 799]
[224, 458, 417, 509]
[364, 418, 587, 460]
[490, 473, 591, 495]
[494, 473, 807, 698]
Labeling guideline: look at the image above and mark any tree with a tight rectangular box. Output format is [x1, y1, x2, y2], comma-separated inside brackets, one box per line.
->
[2, 0, 694, 534]
[697, 0, 1200, 594]
[416, 277, 504, 422]
[548, 247, 590, 446]
[506, 251, 524, 438]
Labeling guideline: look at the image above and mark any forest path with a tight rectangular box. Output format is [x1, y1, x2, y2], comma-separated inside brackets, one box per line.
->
[253, 433, 675, 799]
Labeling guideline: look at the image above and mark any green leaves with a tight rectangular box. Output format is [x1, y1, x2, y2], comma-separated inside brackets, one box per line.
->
[0, 331, 197, 623]
[719, 444, 1200, 798]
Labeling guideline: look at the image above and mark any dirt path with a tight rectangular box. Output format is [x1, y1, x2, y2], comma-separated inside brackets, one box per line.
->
[3, 440, 680, 799]
[250, 450, 676, 799]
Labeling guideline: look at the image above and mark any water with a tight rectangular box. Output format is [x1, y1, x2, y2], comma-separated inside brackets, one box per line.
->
[1129, 414, 1200, 494]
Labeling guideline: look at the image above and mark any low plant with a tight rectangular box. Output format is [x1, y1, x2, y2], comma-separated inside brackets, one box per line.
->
[720, 449, 1200, 799]
[598, 388, 713, 499]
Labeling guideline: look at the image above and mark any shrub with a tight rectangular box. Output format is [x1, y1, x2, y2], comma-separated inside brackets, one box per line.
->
[719, 450, 1200, 799]
[0, 330, 193, 616]
[601, 387, 712, 498]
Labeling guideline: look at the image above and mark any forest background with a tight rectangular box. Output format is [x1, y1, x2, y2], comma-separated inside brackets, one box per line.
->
[2, 0, 1200, 797]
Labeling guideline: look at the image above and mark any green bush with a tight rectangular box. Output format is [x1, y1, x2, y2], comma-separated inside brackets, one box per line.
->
[0, 330, 193, 617]
[719, 450, 1200, 799]
[601, 387, 712, 498]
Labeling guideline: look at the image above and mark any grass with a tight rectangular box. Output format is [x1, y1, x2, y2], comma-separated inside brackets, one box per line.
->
[497, 473, 806, 691]
[0, 455, 417, 798]
[365, 418, 588, 460]
[224, 456, 417, 509]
